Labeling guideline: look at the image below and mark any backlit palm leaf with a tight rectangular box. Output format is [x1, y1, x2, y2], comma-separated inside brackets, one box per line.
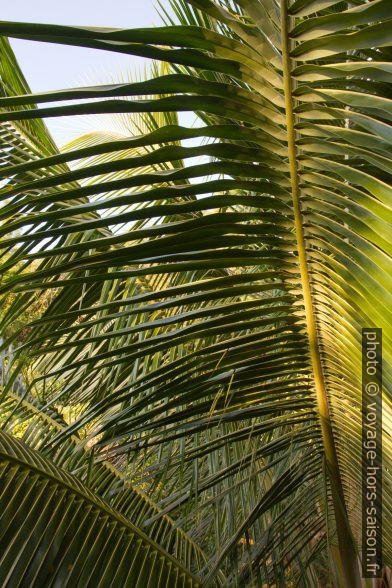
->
[0, 1, 391, 586]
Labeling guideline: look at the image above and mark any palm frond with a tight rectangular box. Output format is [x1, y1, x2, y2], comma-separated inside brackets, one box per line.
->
[0, 1, 391, 585]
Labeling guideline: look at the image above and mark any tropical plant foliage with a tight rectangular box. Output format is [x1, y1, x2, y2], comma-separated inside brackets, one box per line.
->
[0, 0, 391, 586]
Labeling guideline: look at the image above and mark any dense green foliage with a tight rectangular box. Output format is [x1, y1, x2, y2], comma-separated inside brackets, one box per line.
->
[0, 1, 391, 586]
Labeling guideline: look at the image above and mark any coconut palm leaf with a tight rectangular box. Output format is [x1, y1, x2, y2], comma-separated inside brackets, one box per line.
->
[0, 1, 391, 586]
[0, 344, 219, 581]
[0, 428, 203, 587]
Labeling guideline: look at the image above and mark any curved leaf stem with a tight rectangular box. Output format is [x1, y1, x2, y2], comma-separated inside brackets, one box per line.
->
[280, 1, 361, 585]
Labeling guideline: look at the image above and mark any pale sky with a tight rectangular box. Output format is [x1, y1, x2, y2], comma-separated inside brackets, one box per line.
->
[3, 0, 172, 143]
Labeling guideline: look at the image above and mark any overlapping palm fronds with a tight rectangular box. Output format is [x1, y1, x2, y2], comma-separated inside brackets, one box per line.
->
[0, 1, 391, 586]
